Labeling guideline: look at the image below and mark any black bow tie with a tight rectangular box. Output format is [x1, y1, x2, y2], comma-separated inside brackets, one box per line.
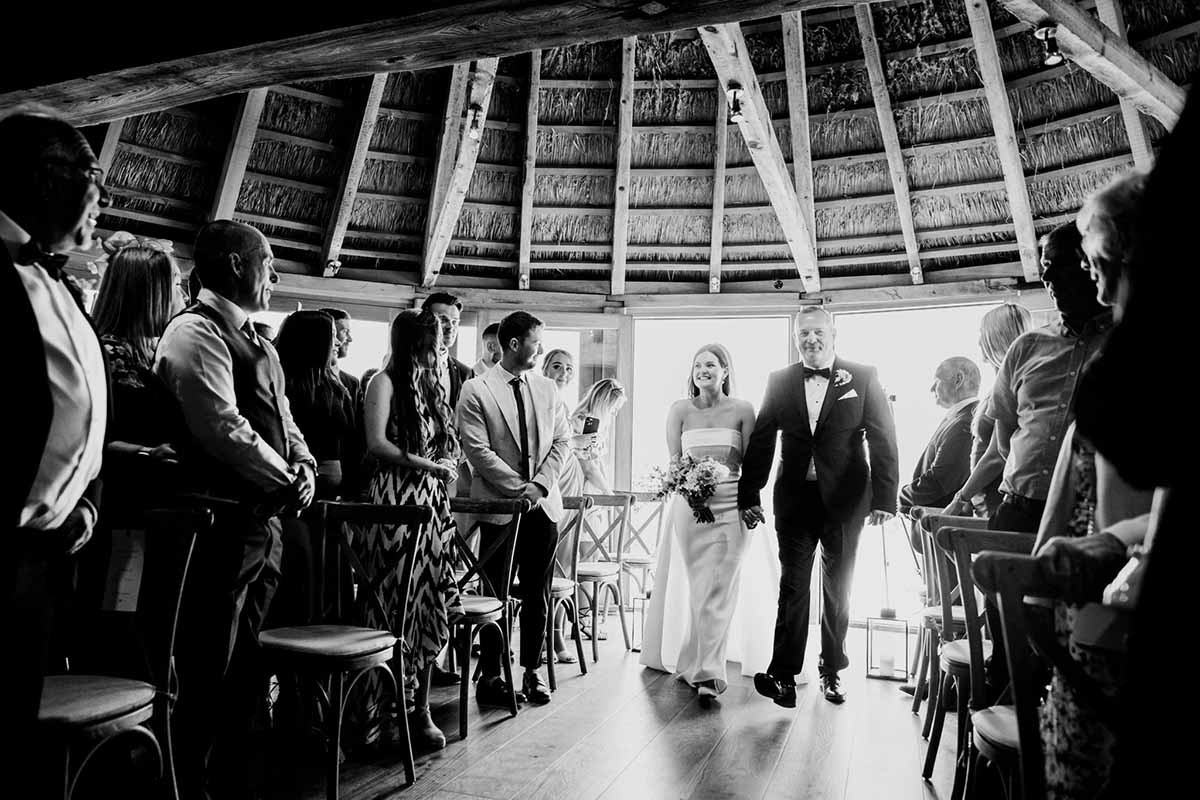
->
[16, 241, 69, 280]
[803, 366, 831, 380]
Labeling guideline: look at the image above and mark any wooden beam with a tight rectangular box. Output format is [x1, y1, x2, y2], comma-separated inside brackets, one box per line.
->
[11, 1, 895, 127]
[781, 11, 816, 250]
[698, 22, 820, 293]
[966, 0, 1042, 283]
[856, 6, 922, 285]
[1094, 0, 1153, 169]
[426, 63, 471, 253]
[611, 38, 636, 297]
[708, 87, 728, 294]
[96, 119, 124, 175]
[422, 58, 500, 288]
[999, 0, 1185, 125]
[322, 73, 387, 274]
[210, 89, 267, 221]
[518, 50, 542, 291]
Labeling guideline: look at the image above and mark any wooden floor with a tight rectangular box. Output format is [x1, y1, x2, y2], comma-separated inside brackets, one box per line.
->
[277, 626, 962, 800]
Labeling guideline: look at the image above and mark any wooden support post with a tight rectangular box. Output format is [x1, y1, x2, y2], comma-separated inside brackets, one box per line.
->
[426, 63, 471, 253]
[782, 11, 816, 247]
[1094, 0, 1153, 169]
[708, 86, 728, 294]
[965, 0, 1042, 282]
[611, 37, 636, 297]
[856, 6, 923, 284]
[322, 73, 387, 274]
[211, 89, 267, 221]
[518, 50, 542, 290]
[97, 119, 124, 175]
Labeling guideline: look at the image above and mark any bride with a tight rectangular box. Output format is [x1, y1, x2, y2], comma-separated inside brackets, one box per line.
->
[640, 344, 778, 702]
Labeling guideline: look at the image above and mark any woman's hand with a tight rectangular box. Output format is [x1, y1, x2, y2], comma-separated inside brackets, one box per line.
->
[570, 433, 599, 450]
[941, 495, 972, 517]
[432, 459, 457, 482]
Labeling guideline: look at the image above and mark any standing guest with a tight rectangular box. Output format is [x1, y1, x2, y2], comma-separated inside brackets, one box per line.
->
[0, 109, 109, 792]
[944, 304, 1033, 518]
[350, 309, 462, 750]
[319, 306, 359, 400]
[457, 311, 572, 707]
[898, 357, 980, 515]
[739, 306, 899, 707]
[473, 322, 502, 377]
[570, 378, 627, 495]
[156, 219, 317, 800]
[421, 292, 471, 409]
[542, 348, 576, 407]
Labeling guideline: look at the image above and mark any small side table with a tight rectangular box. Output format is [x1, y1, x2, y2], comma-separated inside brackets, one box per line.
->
[866, 616, 910, 681]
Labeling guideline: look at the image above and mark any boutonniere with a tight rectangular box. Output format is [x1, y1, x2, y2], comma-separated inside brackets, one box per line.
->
[834, 368, 853, 388]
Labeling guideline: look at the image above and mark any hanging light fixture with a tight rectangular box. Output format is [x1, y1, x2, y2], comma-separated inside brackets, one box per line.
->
[1034, 24, 1064, 67]
[726, 83, 745, 124]
[467, 103, 484, 140]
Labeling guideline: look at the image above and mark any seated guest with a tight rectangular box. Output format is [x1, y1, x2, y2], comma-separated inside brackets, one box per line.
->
[0, 109, 109, 793]
[899, 356, 980, 517]
[943, 304, 1032, 518]
[155, 219, 316, 800]
[473, 322, 501, 377]
[349, 309, 462, 751]
[570, 378, 626, 495]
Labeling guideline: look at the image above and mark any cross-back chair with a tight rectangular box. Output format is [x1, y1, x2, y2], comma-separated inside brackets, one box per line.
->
[544, 495, 594, 690]
[576, 493, 634, 661]
[258, 500, 433, 800]
[624, 492, 668, 650]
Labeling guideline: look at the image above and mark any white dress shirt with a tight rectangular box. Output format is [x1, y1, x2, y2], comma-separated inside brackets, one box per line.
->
[155, 289, 312, 492]
[4, 215, 107, 530]
[804, 364, 831, 481]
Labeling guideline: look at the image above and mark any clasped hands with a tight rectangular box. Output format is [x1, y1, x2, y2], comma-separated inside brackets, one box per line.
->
[258, 462, 316, 518]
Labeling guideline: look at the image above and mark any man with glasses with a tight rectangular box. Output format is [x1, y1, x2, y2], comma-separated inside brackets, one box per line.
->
[1, 108, 111, 792]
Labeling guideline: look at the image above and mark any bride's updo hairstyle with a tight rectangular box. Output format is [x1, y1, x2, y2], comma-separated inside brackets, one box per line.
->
[686, 343, 735, 398]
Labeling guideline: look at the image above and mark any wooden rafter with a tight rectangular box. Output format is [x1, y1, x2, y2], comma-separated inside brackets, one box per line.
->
[708, 86, 728, 294]
[965, 0, 1041, 282]
[211, 89, 267, 221]
[611, 38, 636, 297]
[426, 64, 471, 253]
[1093, 0, 1153, 169]
[999, 0, 1185, 126]
[518, 50, 542, 291]
[422, 58, 500, 288]
[856, 6, 922, 285]
[97, 119, 124, 175]
[781, 11, 816, 249]
[698, 22, 820, 293]
[322, 73, 387, 274]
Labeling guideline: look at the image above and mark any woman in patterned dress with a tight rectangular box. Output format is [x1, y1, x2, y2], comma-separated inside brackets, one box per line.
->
[354, 309, 462, 750]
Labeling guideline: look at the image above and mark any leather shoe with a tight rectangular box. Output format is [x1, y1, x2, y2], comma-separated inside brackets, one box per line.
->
[476, 677, 525, 708]
[899, 682, 928, 701]
[821, 672, 846, 704]
[522, 671, 552, 705]
[754, 672, 796, 709]
[431, 664, 460, 686]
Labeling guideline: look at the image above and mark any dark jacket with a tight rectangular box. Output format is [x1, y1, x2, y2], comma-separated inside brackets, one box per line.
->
[899, 399, 978, 514]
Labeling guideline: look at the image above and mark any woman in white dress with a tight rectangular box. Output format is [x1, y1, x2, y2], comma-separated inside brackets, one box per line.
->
[640, 344, 775, 702]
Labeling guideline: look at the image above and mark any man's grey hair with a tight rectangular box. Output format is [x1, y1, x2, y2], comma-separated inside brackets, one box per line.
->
[795, 305, 835, 326]
[938, 356, 981, 395]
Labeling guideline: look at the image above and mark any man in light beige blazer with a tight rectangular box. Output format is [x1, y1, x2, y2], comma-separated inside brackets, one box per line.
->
[456, 311, 571, 706]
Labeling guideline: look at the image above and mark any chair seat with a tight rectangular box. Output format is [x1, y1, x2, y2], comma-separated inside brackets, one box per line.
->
[622, 552, 655, 567]
[578, 561, 620, 579]
[39, 675, 156, 729]
[912, 605, 966, 623]
[551, 577, 576, 596]
[939, 639, 992, 672]
[972, 705, 1019, 753]
[259, 625, 396, 659]
[459, 595, 504, 617]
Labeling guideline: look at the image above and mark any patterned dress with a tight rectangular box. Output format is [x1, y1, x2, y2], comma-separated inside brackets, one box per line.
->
[1041, 428, 1123, 799]
[346, 388, 463, 742]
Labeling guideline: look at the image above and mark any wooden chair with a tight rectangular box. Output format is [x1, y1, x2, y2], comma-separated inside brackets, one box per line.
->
[259, 501, 433, 800]
[38, 505, 213, 800]
[576, 493, 634, 661]
[972, 552, 1047, 800]
[926, 527, 1035, 800]
[447, 498, 527, 739]
[544, 495, 594, 690]
[622, 492, 668, 649]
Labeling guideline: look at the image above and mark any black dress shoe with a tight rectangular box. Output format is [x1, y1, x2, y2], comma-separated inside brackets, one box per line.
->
[754, 672, 797, 709]
[431, 664, 460, 686]
[476, 677, 525, 708]
[821, 673, 846, 704]
[522, 671, 552, 705]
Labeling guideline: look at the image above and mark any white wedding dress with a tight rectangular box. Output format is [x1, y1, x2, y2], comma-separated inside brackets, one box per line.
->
[639, 427, 780, 692]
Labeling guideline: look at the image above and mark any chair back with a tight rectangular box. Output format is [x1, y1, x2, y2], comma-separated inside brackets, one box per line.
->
[935, 527, 1036, 712]
[627, 491, 668, 561]
[449, 498, 528, 603]
[972, 552, 1046, 800]
[579, 493, 634, 564]
[552, 496, 596, 585]
[318, 501, 433, 638]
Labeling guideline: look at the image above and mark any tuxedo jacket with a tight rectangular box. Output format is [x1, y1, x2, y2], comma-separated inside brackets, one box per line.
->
[448, 357, 470, 409]
[456, 365, 571, 524]
[5, 245, 106, 528]
[898, 399, 978, 514]
[738, 358, 899, 523]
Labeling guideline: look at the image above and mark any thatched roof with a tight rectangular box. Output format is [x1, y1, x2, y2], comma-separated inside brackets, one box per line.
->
[62, 0, 1198, 307]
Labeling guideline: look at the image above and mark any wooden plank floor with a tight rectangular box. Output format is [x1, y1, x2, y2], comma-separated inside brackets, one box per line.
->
[274, 625, 961, 800]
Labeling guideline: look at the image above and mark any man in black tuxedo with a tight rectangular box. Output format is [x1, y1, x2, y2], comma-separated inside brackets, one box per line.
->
[739, 306, 898, 706]
[898, 356, 980, 517]
[1, 108, 111, 792]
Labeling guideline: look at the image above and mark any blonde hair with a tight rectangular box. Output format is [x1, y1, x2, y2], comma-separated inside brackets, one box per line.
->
[1077, 169, 1149, 270]
[979, 303, 1032, 369]
[573, 378, 626, 421]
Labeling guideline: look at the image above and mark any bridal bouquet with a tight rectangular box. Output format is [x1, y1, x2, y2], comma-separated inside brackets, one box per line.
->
[650, 454, 730, 523]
